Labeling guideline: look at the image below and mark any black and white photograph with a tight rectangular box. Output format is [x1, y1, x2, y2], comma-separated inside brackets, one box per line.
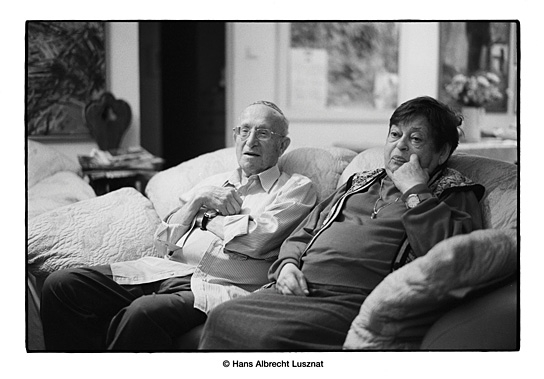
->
[7, 3, 538, 378]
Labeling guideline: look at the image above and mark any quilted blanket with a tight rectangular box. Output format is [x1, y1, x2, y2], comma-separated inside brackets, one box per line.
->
[343, 228, 517, 350]
[28, 188, 162, 278]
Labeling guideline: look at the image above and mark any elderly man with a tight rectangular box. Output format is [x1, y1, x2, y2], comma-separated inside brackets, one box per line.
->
[40, 101, 317, 351]
[198, 96, 485, 350]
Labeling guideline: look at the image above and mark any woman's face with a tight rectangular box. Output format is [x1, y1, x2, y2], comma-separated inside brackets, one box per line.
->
[384, 116, 449, 177]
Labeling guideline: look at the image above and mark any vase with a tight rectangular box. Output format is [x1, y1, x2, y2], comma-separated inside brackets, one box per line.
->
[461, 107, 485, 143]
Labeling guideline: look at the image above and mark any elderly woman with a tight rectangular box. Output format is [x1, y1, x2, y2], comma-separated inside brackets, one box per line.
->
[198, 96, 485, 350]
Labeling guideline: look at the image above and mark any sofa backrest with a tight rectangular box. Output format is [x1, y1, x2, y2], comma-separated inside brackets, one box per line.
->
[278, 146, 357, 202]
[338, 146, 518, 230]
[146, 146, 356, 219]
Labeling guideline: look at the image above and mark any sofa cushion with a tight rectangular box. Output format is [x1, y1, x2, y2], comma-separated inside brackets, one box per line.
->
[146, 148, 238, 219]
[27, 171, 96, 220]
[146, 146, 356, 220]
[27, 139, 83, 188]
[338, 147, 385, 186]
[339, 147, 518, 230]
[279, 146, 357, 202]
[343, 228, 518, 350]
[28, 187, 162, 278]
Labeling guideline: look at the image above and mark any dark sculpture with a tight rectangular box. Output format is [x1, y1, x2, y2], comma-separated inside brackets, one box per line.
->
[85, 92, 131, 151]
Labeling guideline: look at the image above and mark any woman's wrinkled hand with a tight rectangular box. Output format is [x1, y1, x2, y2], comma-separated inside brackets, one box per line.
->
[276, 263, 309, 296]
[390, 154, 429, 193]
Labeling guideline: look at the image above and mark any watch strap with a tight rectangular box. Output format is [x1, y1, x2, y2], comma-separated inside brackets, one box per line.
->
[417, 192, 433, 202]
[200, 214, 210, 231]
[200, 209, 218, 231]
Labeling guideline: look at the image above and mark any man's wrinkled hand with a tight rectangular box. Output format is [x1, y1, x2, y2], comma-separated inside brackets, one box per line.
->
[196, 186, 243, 215]
[276, 263, 309, 296]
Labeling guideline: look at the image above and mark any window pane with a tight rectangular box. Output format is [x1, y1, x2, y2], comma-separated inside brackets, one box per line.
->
[439, 22, 512, 113]
[289, 22, 399, 111]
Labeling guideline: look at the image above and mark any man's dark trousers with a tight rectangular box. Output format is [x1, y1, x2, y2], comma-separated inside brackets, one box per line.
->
[40, 265, 206, 351]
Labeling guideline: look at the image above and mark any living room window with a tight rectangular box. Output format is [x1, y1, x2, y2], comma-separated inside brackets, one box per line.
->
[276, 22, 400, 122]
[288, 22, 400, 113]
[274, 22, 517, 129]
[276, 22, 436, 123]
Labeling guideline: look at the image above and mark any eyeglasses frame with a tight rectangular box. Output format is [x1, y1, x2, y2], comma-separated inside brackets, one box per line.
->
[232, 126, 286, 141]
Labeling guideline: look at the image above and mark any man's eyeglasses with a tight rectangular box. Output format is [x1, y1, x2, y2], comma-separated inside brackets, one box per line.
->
[233, 127, 285, 141]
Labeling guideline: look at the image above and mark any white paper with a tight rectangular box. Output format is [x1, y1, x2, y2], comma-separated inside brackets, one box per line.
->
[290, 48, 328, 109]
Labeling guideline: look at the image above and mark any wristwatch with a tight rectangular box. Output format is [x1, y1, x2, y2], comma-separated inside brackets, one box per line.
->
[405, 193, 433, 209]
[200, 209, 218, 231]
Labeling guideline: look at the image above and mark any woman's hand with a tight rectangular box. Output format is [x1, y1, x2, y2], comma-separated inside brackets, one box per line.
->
[276, 263, 309, 296]
[390, 154, 429, 194]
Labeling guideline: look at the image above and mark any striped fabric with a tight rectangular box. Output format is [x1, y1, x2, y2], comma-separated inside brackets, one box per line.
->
[110, 165, 317, 314]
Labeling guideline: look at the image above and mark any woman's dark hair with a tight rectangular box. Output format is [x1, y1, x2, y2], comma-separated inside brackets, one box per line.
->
[389, 96, 462, 158]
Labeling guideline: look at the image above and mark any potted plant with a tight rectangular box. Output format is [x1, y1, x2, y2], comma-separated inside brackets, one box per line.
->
[445, 72, 503, 142]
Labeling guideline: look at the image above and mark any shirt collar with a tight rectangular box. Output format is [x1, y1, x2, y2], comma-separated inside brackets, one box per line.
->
[225, 165, 281, 193]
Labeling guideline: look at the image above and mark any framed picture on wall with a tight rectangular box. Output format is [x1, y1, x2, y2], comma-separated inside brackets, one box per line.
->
[26, 21, 106, 139]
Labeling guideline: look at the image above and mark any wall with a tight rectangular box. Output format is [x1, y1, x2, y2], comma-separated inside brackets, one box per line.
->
[38, 22, 140, 163]
[107, 22, 140, 149]
[226, 22, 278, 146]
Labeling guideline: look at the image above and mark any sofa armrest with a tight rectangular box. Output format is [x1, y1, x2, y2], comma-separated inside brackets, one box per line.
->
[343, 228, 518, 350]
[421, 279, 518, 350]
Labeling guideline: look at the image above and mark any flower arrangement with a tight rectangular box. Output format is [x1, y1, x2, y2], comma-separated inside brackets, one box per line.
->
[445, 72, 503, 107]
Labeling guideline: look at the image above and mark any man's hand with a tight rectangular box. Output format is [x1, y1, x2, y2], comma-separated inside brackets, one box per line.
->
[195, 186, 243, 215]
[391, 154, 429, 193]
[276, 263, 309, 296]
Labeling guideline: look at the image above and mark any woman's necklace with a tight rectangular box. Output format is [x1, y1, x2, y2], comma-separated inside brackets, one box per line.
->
[371, 178, 400, 219]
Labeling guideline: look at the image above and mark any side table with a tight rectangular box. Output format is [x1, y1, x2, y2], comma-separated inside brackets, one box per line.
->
[79, 146, 164, 196]
[83, 169, 159, 196]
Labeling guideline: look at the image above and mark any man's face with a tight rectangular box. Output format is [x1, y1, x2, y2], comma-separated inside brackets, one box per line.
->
[235, 104, 290, 177]
[384, 116, 448, 177]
